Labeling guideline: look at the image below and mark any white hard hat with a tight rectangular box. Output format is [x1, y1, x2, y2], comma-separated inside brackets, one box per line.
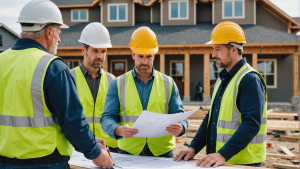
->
[17, 0, 68, 31]
[78, 22, 112, 48]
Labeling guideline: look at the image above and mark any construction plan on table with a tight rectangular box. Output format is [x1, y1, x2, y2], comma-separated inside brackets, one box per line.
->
[131, 109, 199, 137]
[69, 150, 242, 169]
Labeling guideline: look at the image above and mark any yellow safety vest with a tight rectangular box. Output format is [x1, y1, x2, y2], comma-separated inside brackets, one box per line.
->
[208, 63, 267, 164]
[70, 66, 118, 148]
[117, 70, 175, 156]
[0, 48, 73, 159]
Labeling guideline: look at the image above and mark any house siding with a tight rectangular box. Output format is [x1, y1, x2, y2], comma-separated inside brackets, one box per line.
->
[0, 27, 18, 51]
[190, 55, 204, 101]
[102, 0, 133, 27]
[152, 3, 161, 23]
[60, 7, 100, 27]
[197, 2, 212, 22]
[162, 0, 195, 26]
[135, 4, 151, 22]
[214, 0, 255, 25]
[256, 3, 288, 32]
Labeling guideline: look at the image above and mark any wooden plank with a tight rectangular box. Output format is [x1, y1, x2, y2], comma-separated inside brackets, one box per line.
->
[203, 54, 210, 98]
[190, 111, 207, 118]
[273, 163, 299, 169]
[279, 135, 299, 142]
[293, 53, 299, 96]
[184, 106, 209, 111]
[280, 146, 296, 158]
[160, 53, 165, 74]
[252, 53, 257, 70]
[266, 153, 296, 160]
[184, 53, 190, 97]
[267, 112, 298, 119]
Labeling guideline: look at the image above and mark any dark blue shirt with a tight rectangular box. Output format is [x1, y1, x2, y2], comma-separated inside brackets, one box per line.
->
[101, 67, 188, 142]
[11, 38, 101, 160]
[189, 58, 266, 162]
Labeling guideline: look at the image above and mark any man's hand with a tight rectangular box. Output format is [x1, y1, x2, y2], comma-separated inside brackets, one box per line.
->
[92, 142, 113, 168]
[115, 124, 139, 139]
[196, 153, 226, 168]
[96, 138, 106, 147]
[166, 123, 183, 137]
[173, 147, 195, 162]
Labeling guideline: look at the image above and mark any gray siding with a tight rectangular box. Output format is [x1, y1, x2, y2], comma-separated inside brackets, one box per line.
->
[102, 0, 134, 27]
[258, 54, 293, 102]
[154, 55, 160, 71]
[256, 3, 288, 32]
[190, 55, 204, 101]
[152, 3, 161, 23]
[162, 0, 195, 26]
[197, 2, 212, 22]
[0, 27, 18, 51]
[214, 0, 255, 24]
[60, 7, 100, 27]
[135, 4, 151, 22]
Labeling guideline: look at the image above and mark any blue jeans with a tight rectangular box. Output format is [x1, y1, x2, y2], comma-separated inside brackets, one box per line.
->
[119, 149, 174, 158]
[0, 161, 70, 169]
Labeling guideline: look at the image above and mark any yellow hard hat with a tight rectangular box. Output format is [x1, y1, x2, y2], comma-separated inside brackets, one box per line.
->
[129, 27, 159, 54]
[206, 21, 246, 44]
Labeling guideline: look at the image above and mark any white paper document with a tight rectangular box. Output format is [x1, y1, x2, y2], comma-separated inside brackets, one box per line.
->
[131, 109, 198, 137]
[69, 151, 242, 169]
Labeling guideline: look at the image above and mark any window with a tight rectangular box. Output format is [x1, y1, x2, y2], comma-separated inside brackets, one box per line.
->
[210, 60, 223, 86]
[223, 0, 244, 18]
[0, 35, 2, 47]
[108, 4, 127, 22]
[64, 60, 81, 69]
[169, 1, 188, 20]
[257, 59, 277, 88]
[71, 9, 88, 22]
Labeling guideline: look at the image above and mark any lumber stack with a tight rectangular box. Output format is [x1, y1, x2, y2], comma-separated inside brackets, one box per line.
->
[273, 163, 299, 169]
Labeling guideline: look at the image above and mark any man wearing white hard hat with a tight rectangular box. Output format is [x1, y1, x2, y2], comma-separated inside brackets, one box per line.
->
[69, 22, 118, 153]
[0, 0, 113, 168]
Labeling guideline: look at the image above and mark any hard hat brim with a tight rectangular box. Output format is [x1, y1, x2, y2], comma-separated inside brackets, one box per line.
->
[79, 40, 113, 48]
[60, 23, 69, 28]
[130, 47, 158, 55]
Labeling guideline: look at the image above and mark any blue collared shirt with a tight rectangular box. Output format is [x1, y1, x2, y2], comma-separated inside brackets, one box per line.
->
[11, 38, 101, 160]
[189, 58, 266, 162]
[101, 67, 188, 142]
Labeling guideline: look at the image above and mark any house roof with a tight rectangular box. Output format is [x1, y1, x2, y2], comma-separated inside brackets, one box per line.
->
[0, 23, 20, 38]
[51, 0, 95, 6]
[58, 22, 300, 47]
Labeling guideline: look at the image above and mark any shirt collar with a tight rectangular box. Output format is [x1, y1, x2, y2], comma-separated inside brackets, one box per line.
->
[11, 38, 49, 53]
[219, 57, 247, 80]
[132, 66, 155, 80]
[80, 62, 101, 76]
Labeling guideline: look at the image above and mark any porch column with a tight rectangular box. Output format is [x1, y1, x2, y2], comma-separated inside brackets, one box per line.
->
[103, 54, 108, 72]
[252, 53, 257, 70]
[160, 53, 165, 74]
[293, 53, 299, 97]
[203, 53, 211, 104]
[183, 53, 190, 102]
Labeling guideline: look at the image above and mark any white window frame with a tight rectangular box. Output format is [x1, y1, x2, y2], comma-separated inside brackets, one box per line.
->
[169, 0, 189, 20]
[110, 59, 128, 73]
[222, 0, 245, 19]
[257, 59, 277, 89]
[71, 9, 89, 22]
[108, 3, 128, 22]
[170, 60, 184, 77]
[64, 59, 82, 69]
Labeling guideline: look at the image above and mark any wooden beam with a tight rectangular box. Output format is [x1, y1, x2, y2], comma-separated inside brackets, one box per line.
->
[57, 0, 99, 8]
[293, 53, 299, 96]
[267, 112, 298, 119]
[252, 53, 257, 70]
[273, 163, 299, 169]
[280, 146, 296, 158]
[184, 53, 190, 97]
[288, 22, 292, 34]
[203, 54, 210, 97]
[102, 54, 108, 72]
[160, 53, 165, 74]
[267, 153, 296, 160]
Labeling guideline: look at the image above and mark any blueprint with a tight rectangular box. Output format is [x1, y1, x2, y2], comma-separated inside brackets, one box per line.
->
[131, 109, 198, 137]
[69, 151, 242, 169]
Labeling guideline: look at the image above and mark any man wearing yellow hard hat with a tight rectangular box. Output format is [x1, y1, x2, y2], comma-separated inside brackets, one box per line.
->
[174, 21, 267, 167]
[101, 27, 188, 157]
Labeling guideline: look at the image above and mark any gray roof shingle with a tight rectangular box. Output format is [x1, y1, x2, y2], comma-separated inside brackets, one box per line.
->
[59, 22, 300, 47]
[141, 0, 151, 3]
[51, 0, 94, 6]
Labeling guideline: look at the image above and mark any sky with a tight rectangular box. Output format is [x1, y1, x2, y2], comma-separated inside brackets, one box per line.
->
[0, 0, 299, 35]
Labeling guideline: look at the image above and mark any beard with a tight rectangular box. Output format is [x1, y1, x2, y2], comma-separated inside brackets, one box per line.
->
[86, 54, 103, 69]
[216, 53, 232, 68]
[136, 64, 151, 74]
[49, 36, 58, 55]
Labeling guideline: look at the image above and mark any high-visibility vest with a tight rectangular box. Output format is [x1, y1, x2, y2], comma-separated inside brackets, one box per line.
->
[117, 70, 175, 156]
[0, 48, 73, 159]
[208, 63, 267, 164]
[70, 66, 118, 148]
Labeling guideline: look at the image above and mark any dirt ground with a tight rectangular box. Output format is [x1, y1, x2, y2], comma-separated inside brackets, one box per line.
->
[174, 131, 299, 168]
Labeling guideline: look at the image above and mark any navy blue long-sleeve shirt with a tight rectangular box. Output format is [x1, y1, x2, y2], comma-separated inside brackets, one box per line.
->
[189, 58, 266, 162]
[11, 38, 101, 160]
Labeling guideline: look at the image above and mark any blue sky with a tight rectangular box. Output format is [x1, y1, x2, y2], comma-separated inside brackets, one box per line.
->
[0, 0, 299, 35]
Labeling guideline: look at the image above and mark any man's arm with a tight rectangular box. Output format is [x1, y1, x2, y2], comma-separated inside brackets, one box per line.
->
[44, 59, 100, 160]
[217, 72, 266, 161]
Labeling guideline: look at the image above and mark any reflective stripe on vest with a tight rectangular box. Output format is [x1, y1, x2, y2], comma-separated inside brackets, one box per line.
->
[119, 72, 170, 123]
[218, 133, 267, 143]
[0, 54, 57, 128]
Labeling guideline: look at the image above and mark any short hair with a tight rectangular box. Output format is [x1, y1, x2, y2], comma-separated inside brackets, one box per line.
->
[223, 44, 243, 55]
[83, 44, 89, 51]
[20, 23, 60, 38]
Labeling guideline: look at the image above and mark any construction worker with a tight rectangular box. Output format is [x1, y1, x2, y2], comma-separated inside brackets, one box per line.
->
[69, 22, 118, 153]
[0, 0, 112, 168]
[174, 21, 267, 167]
[101, 27, 188, 157]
